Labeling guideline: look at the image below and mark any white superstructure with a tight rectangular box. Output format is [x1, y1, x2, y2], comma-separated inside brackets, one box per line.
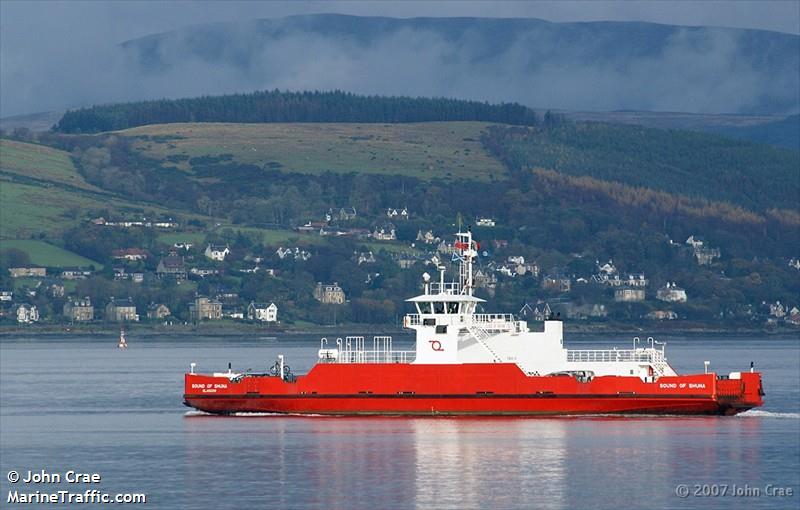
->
[400, 230, 677, 380]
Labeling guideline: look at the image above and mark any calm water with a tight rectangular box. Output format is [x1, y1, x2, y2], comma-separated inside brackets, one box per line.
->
[1, 333, 798, 510]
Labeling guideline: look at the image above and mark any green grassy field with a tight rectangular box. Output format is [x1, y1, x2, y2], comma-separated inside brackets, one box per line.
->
[120, 122, 507, 181]
[0, 139, 102, 191]
[156, 232, 208, 245]
[0, 139, 218, 239]
[0, 239, 102, 268]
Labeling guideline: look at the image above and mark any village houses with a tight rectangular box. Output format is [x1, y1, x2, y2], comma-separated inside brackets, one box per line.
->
[205, 244, 230, 262]
[189, 296, 222, 321]
[156, 251, 187, 280]
[60, 268, 93, 280]
[247, 302, 278, 322]
[386, 207, 409, 220]
[16, 304, 39, 324]
[146, 303, 171, 320]
[112, 248, 148, 261]
[314, 282, 346, 304]
[656, 282, 688, 303]
[8, 267, 46, 278]
[615, 287, 645, 302]
[105, 297, 139, 321]
[63, 297, 94, 322]
[372, 223, 396, 241]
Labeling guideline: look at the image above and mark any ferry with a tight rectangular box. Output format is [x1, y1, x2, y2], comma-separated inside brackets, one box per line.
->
[183, 230, 763, 416]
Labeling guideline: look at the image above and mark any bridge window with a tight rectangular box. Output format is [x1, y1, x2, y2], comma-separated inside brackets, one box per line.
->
[433, 302, 445, 314]
[447, 302, 458, 314]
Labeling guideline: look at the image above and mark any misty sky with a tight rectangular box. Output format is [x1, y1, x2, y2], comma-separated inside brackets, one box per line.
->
[2, 1, 799, 117]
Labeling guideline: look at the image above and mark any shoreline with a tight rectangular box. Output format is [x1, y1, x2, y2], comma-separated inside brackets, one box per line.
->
[1, 321, 796, 339]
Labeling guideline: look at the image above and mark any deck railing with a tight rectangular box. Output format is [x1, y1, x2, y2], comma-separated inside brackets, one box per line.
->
[567, 348, 666, 365]
[318, 336, 416, 364]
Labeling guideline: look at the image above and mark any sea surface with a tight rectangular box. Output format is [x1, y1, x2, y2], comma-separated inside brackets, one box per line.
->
[0, 333, 798, 510]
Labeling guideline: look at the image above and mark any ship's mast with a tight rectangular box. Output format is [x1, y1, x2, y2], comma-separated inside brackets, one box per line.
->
[455, 229, 477, 296]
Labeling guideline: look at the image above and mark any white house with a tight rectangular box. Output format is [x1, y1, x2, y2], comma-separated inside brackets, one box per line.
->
[247, 302, 278, 322]
[204, 244, 230, 261]
[656, 282, 688, 303]
[386, 207, 409, 219]
[16, 304, 39, 324]
[476, 218, 496, 227]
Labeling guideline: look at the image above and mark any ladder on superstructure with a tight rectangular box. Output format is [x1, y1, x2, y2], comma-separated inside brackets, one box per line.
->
[466, 324, 503, 363]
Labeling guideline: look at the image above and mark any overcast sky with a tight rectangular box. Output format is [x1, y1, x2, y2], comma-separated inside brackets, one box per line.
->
[1, 1, 798, 117]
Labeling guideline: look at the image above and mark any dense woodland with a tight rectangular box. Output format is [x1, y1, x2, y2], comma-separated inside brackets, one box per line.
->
[480, 124, 800, 212]
[54, 90, 540, 133]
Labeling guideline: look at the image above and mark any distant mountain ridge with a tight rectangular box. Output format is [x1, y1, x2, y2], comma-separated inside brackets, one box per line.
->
[119, 14, 800, 116]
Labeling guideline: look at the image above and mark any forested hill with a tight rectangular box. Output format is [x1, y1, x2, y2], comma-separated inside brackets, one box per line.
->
[53, 91, 540, 133]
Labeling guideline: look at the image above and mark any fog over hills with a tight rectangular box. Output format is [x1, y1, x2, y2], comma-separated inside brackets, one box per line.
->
[4, 14, 799, 118]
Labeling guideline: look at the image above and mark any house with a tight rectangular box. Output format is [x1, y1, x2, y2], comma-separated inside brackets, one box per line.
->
[112, 248, 148, 261]
[694, 247, 721, 266]
[146, 303, 171, 320]
[189, 267, 219, 278]
[492, 240, 508, 250]
[276, 247, 312, 261]
[645, 310, 678, 320]
[372, 223, 396, 241]
[16, 304, 39, 324]
[768, 301, 786, 318]
[247, 302, 278, 322]
[156, 251, 187, 280]
[534, 303, 553, 321]
[686, 235, 721, 265]
[474, 269, 498, 292]
[60, 268, 93, 280]
[63, 297, 94, 322]
[296, 221, 328, 233]
[105, 297, 139, 322]
[326, 207, 357, 222]
[625, 273, 648, 287]
[615, 288, 645, 302]
[204, 244, 230, 262]
[113, 267, 144, 283]
[0, 290, 12, 302]
[543, 273, 571, 293]
[314, 282, 346, 304]
[47, 281, 65, 297]
[789, 258, 800, 270]
[216, 292, 243, 318]
[355, 251, 376, 265]
[386, 207, 409, 219]
[189, 297, 222, 321]
[8, 267, 46, 278]
[416, 230, 439, 244]
[476, 218, 496, 227]
[786, 307, 800, 326]
[656, 283, 688, 303]
[173, 242, 193, 250]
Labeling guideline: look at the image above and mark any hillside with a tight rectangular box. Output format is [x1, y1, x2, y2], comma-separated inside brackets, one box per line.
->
[480, 123, 800, 212]
[121, 122, 507, 181]
[1, 115, 798, 329]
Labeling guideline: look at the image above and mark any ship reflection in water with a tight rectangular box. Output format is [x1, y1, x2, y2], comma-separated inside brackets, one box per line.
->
[183, 415, 770, 510]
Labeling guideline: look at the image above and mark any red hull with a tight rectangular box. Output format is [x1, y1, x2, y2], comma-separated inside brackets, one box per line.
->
[184, 364, 763, 416]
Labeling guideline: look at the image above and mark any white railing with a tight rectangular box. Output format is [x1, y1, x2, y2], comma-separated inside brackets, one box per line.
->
[334, 350, 416, 364]
[318, 336, 415, 364]
[404, 313, 525, 333]
[430, 282, 461, 294]
[567, 348, 666, 364]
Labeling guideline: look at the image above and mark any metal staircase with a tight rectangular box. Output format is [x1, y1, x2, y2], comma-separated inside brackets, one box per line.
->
[466, 325, 503, 363]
